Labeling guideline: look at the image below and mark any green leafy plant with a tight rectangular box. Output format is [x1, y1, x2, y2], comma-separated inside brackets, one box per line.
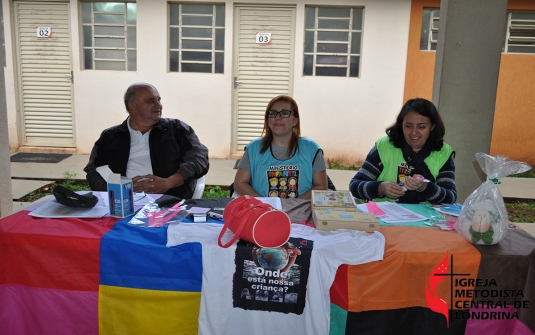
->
[326, 159, 360, 171]
[509, 170, 535, 178]
[16, 171, 90, 202]
[504, 200, 535, 223]
[59, 171, 91, 192]
[202, 186, 230, 199]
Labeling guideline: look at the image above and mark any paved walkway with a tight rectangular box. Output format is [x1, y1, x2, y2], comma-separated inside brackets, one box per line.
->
[7, 153, 535, 237]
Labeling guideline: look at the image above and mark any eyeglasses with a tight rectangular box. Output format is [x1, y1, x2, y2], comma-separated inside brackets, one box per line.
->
[267, 109, 293, 118]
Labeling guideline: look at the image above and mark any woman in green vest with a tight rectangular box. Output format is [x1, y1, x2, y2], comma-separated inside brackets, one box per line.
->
[349, 98, 457, 204]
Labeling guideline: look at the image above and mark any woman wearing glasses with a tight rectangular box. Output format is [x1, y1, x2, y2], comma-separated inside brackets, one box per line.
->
[233, 95, 328, 199]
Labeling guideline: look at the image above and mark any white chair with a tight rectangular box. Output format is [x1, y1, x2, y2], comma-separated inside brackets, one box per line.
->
[192, 176, 205, 199]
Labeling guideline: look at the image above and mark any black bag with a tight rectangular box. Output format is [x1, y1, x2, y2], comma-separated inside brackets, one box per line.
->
[53, 185, 98, 208]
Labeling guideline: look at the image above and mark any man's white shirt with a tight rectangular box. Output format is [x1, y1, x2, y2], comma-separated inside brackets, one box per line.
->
[126, 117, 153, 179]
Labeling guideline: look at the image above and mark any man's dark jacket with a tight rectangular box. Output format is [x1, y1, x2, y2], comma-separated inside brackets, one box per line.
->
[84, 118, 209, 199]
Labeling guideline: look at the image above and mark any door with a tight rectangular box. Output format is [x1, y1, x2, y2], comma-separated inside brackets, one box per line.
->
[13, 1, 75, 147]
[232, 5, 296, 153]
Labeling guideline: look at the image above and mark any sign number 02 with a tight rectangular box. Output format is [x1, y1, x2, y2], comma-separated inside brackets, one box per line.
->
[255, 32, 272, 44]
[36, 27, 52, 38]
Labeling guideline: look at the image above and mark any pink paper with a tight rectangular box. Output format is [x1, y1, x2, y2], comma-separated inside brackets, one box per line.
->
[365, 202, 386, 216]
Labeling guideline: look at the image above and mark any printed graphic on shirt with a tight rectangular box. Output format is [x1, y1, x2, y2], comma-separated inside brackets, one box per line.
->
[397, 162, 413, 186]
[266, 166, 299, 198]
[232, 237, 313, 314]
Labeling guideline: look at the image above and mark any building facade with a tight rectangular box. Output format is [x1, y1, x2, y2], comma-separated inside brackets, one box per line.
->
[3, 0, 535, 166]
[404, 0, 535, 166]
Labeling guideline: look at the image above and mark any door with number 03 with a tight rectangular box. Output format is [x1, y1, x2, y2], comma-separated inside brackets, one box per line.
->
[232, 5, 296, 153]
[13, 1, 75, 147]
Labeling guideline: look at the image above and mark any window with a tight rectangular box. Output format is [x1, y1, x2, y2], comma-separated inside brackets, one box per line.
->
[506, 11, 535, 54]
[81, 2, 137, 71]
[420, 8, 440, 51]
[303, 7, 363, 77]
[421, 9, 535, 55]
[169, 4, 225, 73]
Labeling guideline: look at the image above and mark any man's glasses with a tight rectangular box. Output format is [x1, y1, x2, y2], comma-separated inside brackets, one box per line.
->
[267, 109, 293, 118]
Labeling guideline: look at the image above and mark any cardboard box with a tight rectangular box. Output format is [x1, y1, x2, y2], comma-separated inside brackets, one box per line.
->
[107, 174, 134, 217]
[313, 209, 379, 233]
[97, 165, 134, 217]
[311, 190, 358, 212]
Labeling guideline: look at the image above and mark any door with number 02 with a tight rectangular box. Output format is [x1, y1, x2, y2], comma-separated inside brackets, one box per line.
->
[232, 5, 296, 153]
[13, 1, 75, 148]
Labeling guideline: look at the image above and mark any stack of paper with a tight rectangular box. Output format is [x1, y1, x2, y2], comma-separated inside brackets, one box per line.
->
[432, 203, 463, 217]
[29, 201, 109, 218]
[357, 202, 428, 223]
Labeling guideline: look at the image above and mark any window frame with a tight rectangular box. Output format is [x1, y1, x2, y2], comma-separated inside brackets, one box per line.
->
[80, 1, 137, 71]
[420, 9, 535, 55]
[505, 11, 535, 54]
[303, 6, 363, 78]
[420, 8, 440, 51]
[168, 3, 225, 74]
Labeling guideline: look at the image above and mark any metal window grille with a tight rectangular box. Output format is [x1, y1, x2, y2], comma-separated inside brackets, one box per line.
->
[303, 6, 363, 78]
[81, 2, 137, 71]
[420, 8, 440, 51]
[168, 3, 225, 73]
[505, 11, 535, 54]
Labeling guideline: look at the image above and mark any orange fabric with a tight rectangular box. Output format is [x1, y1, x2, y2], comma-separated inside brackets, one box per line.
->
[346, 226, 480, 312]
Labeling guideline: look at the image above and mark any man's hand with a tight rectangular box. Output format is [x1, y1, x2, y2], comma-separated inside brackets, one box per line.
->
[132, 173, 184, 194]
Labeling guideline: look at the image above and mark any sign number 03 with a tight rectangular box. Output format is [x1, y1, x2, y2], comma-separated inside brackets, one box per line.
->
[255, 32, 272, 44]
[36, 27, 52, 38]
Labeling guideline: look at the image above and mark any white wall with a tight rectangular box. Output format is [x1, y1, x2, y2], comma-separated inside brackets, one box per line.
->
[70, 0, 233, 157]
[4, 0, 412, 164]
[293, 0, 411, 165]
[3, 0, 20, 150]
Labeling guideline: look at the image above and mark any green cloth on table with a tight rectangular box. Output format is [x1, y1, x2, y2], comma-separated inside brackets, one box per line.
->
[378, 203, 445, 227]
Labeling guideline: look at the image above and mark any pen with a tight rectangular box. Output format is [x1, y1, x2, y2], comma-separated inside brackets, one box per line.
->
[207, 211, 224, 221]
[415, 175, 431, 183]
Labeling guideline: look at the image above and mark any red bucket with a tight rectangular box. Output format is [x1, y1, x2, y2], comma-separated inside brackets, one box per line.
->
[218, 195, 291, 248]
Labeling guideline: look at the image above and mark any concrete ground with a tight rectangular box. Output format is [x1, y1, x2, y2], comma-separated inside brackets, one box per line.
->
[7, 153, 535, 237]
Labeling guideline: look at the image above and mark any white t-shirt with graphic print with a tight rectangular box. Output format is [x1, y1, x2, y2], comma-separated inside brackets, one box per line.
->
[167, 222, 385, 335]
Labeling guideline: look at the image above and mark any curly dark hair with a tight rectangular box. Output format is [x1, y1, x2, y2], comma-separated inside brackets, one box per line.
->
[260, 95, 301, 155]
[385, 98, 445, 151]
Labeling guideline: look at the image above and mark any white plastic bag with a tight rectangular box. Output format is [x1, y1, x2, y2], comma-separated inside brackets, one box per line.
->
[454, 153, 531, 245]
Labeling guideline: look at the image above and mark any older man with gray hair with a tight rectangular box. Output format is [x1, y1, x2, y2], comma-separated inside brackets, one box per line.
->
[84, 82, 209, 199]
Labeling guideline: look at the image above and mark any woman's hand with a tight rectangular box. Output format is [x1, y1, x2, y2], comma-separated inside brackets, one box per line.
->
[404, 174, 428, 192]
[378, 181, 405, 200]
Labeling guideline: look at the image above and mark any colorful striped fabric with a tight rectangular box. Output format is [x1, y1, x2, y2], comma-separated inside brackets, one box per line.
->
[0, 210, 116, 335]
[1, 205, 535, 335]
[330, 226, 535, 335]
[0, 209, 204, 335]
[99, 215, 203, 335]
